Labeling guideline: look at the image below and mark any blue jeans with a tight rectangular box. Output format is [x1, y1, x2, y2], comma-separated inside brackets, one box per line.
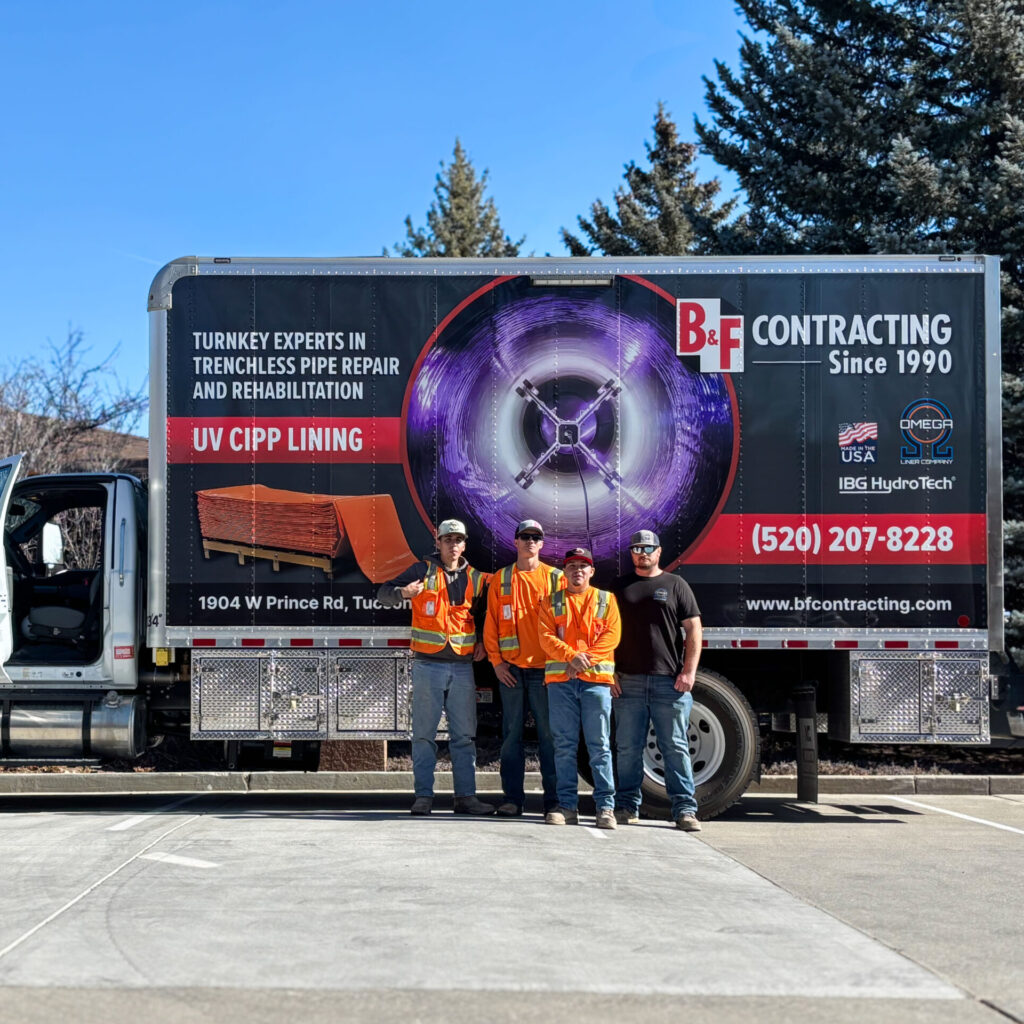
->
[499, 665, 558, 810]
[547, 680, 615, 812]
[411, 658, 478, 798]
[614, 673, 698, 818]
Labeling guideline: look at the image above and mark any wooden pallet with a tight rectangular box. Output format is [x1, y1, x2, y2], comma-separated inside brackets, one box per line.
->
[202, 538, 334, 578]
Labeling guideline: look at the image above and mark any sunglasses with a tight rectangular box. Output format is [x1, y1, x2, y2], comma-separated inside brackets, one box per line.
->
[630, 545, 657, 554]
[517, 534, 543, 542]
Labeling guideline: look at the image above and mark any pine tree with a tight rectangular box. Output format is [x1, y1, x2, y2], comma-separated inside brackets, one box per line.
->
[697, 0, 1024, 656]
[562, 104, 742, 256]
[391, 139, 523, 258]
[1003, 372, 1024, 653]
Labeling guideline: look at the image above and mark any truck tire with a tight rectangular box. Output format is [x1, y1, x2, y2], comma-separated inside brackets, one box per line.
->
[577, 669, 759, 820]
[647, 669, 759, 819]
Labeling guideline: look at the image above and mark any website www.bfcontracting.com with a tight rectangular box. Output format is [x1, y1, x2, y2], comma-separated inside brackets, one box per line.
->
[745, 596, 953, 616]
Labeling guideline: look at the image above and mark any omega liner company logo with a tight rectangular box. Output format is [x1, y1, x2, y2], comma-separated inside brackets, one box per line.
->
[839, 422, 878, 464]
[900, 398, 953, 465]
[677, 299, 744, 373]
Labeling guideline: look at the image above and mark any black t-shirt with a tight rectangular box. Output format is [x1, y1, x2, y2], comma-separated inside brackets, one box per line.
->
[611, 571, 701, 676]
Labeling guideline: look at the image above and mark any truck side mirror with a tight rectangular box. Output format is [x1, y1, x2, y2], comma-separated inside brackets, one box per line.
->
[42, 521, 64, 571]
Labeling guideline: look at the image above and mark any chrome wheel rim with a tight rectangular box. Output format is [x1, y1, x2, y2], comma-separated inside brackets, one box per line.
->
[641, 700, 727, 788]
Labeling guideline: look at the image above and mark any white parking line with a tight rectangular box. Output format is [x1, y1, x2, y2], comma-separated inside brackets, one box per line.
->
[0, 814, 201, 962]
[890, 796, 1024, 835]
[140, 851, 218, 869]
[106, 794, 203, 831]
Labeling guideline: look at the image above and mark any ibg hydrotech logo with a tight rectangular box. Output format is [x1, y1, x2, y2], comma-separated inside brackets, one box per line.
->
[900, 399, 953, 465]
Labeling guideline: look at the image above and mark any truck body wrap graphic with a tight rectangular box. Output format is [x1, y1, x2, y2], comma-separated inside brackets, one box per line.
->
[160, 260, 993, 635]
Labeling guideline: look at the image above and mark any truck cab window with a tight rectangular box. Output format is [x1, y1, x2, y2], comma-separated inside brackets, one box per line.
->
[4, 485, 107, 664]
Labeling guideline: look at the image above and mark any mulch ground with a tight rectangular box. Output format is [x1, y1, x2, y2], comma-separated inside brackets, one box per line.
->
[0, 733, 1019, 775]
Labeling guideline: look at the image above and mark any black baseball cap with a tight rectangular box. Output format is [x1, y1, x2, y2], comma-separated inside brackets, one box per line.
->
[563, 547, 594, 566]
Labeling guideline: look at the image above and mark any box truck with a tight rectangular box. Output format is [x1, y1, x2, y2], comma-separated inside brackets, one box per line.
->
[0, 255, 1015, 816]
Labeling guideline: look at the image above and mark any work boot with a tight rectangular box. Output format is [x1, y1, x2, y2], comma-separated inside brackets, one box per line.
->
[410, 797, 433, 816]
[496, 801, 523, 817]
[453, 795, 496, 816]
[595, 809, 618, 830]
[614, 808, 640, 825]
[544, 807, 579, 825]
[675, 813, 702, 832]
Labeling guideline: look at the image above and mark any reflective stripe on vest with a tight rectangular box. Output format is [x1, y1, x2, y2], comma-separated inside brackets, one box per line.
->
[544, 587, 614, 684]
[496, 564, 564, 660]
[410, 565, 482, 656]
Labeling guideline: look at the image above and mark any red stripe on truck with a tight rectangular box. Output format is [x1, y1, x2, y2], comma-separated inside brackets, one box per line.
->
[682, 514, 985, 565]
[167, 417, 401, 464]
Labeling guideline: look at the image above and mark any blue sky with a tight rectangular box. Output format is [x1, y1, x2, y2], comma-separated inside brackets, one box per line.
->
[0, 1, 747, 412]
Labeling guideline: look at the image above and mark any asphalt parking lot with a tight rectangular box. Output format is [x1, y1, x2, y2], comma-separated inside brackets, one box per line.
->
[0, 789, 1020, 1024]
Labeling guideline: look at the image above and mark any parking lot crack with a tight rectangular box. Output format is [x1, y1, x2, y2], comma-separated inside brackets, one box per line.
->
[0, 813, 203, 964]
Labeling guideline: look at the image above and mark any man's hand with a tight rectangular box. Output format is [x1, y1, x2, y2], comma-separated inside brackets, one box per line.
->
[610, 675, 622, 698]
[473, 642, 487, 662]
[494, 661, 517, 687]
[400, 580, 424, 600]
[674, 670, 696, 693]
[569, 652, 592, 676]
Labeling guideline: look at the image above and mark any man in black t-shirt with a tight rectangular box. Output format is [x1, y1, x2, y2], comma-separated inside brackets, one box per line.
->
[610, 529, 704, 832]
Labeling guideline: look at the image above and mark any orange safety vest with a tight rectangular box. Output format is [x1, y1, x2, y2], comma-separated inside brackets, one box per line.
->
[543, 587, 616, 685]
[494, 563, 565, 660]
[410, 565, 486, 656]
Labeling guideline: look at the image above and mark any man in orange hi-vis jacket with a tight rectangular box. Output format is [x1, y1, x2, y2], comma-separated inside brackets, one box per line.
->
[484, 518, 564, 818]
[538, 547, 621, 830]
[378, 518, 495, 818]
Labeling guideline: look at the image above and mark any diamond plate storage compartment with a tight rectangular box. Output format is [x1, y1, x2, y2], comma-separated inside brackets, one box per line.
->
[264, 654, 324, 735]
[192, 651, 327, 739]
[192, 653, 262, 735]
[329, 650, 444, 738]
[835, 651, 990, 744]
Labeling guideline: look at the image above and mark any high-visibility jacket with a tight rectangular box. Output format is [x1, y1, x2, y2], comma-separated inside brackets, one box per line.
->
[410, 564, 487, 656]
[486, 563, 565, 666]
[538, 587, 621, 685]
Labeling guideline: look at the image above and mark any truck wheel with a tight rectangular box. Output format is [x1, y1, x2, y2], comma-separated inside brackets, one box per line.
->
[577, 669, 759, 820]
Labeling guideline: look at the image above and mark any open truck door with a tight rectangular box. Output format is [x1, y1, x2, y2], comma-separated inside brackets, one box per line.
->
[0, 454, 25, 684]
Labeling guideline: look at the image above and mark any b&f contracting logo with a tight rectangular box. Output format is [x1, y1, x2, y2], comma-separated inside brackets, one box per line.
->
[839, 422, 877, 463]
[900, 399, 953, 465]
[677, 299, 744, 373]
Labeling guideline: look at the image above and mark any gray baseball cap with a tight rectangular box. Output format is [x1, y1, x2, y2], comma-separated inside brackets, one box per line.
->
[629, 530, 660, 547]
[515, 519, 544, 537]
[437, 519, 468, 539]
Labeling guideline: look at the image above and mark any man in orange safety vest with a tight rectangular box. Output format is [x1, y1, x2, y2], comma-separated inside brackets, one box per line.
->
[379, 518, 494, 817]
[538, 547, 621, 830]
[484, 518, 564, 817]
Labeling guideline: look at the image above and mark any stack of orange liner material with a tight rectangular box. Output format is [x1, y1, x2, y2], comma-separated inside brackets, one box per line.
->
[196, 484, 418, 582]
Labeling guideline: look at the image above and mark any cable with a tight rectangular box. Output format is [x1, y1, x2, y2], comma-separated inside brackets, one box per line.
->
[571, 444, 594, 554]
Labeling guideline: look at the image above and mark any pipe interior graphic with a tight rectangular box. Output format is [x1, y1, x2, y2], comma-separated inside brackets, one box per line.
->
[405, 277, 736, 574]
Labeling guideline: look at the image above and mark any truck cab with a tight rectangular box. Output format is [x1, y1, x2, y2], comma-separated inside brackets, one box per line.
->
[0, 455, 147, 759]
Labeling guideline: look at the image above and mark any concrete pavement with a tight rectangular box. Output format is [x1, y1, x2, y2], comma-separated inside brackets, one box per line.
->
[0, 790, 1021, 1022]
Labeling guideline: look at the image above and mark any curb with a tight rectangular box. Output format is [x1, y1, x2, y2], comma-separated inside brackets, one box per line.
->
[0, 772, 248, 796]
[747, 774, 1024, 795]
[0, 771, 1020, 796]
